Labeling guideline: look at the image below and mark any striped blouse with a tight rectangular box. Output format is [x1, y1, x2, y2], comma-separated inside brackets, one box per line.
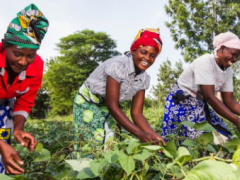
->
[85, 53, 150, 102]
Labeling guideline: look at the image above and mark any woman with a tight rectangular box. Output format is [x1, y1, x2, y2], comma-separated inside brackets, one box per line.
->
[73, 28, 165, 153]
[161, 32, 240, 143]
[0, 4, 49, 174]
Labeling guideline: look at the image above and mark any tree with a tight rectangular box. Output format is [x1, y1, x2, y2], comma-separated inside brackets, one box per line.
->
[151, 59, 184, 106]
[165, 0, 240, 102]
[44, 29, 120, 115]
[165, 0, 240, 62]
[30, 86, 50, 119]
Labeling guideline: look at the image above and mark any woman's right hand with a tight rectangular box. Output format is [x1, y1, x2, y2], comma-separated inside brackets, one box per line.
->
[0, 140, 24, 174]
[138, 131, 166, 146]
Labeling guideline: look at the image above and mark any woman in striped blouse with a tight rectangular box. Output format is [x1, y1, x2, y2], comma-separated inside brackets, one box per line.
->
[73, 28, 165, 155]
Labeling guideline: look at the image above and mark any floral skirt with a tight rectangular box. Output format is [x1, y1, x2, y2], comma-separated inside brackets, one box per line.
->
[161, 84, 231, 141]
[0, 99, 14, 174]
[73, 84, 119, 155]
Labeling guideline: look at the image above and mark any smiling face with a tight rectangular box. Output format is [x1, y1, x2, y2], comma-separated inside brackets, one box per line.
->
[216, 47, 240, 69]
[131, 46, 158, 73]
[5, 45, 37, 73]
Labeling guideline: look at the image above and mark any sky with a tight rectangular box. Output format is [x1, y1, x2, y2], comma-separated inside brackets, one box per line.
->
[0, 0, 183, 96]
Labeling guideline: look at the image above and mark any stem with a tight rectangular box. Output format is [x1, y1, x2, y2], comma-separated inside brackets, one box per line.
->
[180, 166, 187, 177]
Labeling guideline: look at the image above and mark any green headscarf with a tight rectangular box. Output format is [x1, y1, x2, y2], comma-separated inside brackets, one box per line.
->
[4, 3, 49, 49]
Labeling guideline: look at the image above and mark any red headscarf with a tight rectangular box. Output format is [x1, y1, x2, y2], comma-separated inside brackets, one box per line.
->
[130, 28, 163, 54]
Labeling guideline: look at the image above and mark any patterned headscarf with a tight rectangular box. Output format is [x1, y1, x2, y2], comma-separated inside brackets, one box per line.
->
[130, 28, 163, 54]
[213, 32, 240, 58]
[4, 4, 49, 49]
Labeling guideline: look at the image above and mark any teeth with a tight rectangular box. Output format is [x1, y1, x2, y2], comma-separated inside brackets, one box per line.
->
[141, 61, 148, 66]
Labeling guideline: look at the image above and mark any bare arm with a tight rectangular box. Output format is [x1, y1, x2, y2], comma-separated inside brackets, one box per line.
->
[105, 76, 143, 138]
[131, 90, 157, 132]
[105, 76, 165, 145]
[200, 85, 240, 130]
[221, 91, 240, 115]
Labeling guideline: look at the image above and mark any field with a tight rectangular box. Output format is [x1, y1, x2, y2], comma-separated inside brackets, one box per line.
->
[2, 108, 240, 180]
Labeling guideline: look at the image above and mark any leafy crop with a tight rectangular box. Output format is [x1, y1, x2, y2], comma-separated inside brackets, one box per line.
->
[3, 115, 240, 180]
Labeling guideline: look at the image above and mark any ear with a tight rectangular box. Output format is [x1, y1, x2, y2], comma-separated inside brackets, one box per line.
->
[131, 50, 135, 56]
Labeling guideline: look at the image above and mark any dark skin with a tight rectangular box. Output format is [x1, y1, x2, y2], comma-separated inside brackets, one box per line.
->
[106, 46, 166, 146]
[200, 46, 240, 131]
[0, 42, 38, 174]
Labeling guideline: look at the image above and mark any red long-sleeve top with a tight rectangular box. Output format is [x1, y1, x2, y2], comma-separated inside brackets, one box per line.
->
[0, 43, 44, 119]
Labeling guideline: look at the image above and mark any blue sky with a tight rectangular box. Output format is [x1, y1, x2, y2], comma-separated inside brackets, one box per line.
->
[0, 0, 183, 96]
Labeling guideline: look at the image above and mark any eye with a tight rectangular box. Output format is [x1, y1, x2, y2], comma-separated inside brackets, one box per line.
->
[150, 54, 157, 58]
[28, 54, 36, 59]
[13, 52, 21, 57]
[140, 50, 147, 55]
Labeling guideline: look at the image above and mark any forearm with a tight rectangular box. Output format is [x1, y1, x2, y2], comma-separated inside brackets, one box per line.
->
[108, 106, 143, 137]
[206, 96, 240, 125]
[132, 114, 155, 133]
[13, 115, 26, 131]
[226, 100, 240, 115]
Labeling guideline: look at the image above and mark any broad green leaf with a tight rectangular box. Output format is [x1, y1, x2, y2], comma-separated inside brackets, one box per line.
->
[90, 160, 101, 176]
[65, 158, 92, 172]
[0, 174, 13, 180]
[133, 149, 151, 164]
[165, 141, 177, 157]
[34, 142, 43, 152]
[163, 149, 174, 159]
[234, 167, 240, 177]
[118, 151, 135, 175]
[225, 138, 240, 153]
[233, 149, 240, 167]
[126, 140, 140, 155]
[76, 167, 96, 179]
[194, 122, 216, 132]
[181, 121, 195, 127]
[206, 144, 217, 153]
[176, 147, 192, 165]
[104, 151, 112, 163]
[33, 148, 51, 162]
[184, 160, 238, 180]
[142, 145, 163, 151]
[195, 133, 213, 145]
[182, 139, 198, 147]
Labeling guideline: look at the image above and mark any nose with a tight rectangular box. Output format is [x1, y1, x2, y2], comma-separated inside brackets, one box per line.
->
[18, 57, 28, 66]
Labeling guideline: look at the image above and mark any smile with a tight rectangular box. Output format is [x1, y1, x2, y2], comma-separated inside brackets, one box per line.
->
[141, 61, 148, 66]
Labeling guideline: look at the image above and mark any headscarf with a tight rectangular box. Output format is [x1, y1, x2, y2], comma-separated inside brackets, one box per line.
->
[130, 28, 163, 54]
[213, 31, 240, 57]
[4, 4, 49, 49]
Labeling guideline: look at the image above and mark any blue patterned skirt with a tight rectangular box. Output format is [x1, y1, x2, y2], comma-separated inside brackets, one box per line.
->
[0, 99, 14, 174]
[161, 84, 231, 141]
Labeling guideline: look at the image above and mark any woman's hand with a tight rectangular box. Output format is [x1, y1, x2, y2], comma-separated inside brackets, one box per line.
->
[138, 131, 166, 146]
[0, 140, 24, 174]
[13, 130, 37, 152]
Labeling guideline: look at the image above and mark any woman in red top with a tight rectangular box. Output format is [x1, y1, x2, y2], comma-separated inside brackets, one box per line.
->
[0, 4, 49, 174]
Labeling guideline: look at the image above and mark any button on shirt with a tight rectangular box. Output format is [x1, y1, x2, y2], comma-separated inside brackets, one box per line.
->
[85, 53, 150, 102]
[0, 43, 44, 119]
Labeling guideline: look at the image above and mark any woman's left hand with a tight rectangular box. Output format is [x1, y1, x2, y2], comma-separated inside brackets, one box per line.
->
[13, 130, 37, 152]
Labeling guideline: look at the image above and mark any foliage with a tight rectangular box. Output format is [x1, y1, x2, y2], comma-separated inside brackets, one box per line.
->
[3, 114, 240, 180]
[30, 87, 50, 119]
[151, 59, 184, 106]
[44, 29, 120, 116]
[165, 0, 240, 62]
